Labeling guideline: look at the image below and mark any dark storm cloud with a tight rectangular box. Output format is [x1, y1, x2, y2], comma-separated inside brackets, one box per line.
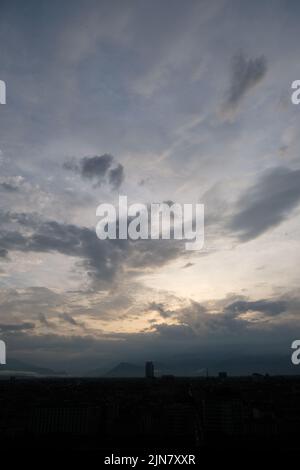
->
[173, 296, 293, 338]
[148, 302, 175, 319]
[0, 231, 27, 253]
[4, 293, 299, 374]
[0, 219, 124, 283]
[109, 163, 125, 190]
[38, 313, 52, 328]
[0, 322, 35, 332]
[224, 52, 267, 110]
[81, 154, 113, 181]
[154, 323, 197, 339]
[1, 288, 299, 374]
[224, 299, 287, 317]
[60, 312, 79, 326]
[0, 182, 19, 192]
[59, 312, 87, 331]
[63, 154, 124, 189]
[229, 167, 300, 241]
[7, 212, 42, 228]
[0, 248, 8, 258]
[0, 212, 184, 284]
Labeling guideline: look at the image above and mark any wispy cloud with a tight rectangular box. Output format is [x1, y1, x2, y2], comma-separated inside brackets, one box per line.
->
[229, 167, 300, 241]
[222, 52, 267, 117]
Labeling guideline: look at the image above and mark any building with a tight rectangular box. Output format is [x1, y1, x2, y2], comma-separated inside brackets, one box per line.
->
[218, 372, 228, 379]
[145, 361, 154, 379]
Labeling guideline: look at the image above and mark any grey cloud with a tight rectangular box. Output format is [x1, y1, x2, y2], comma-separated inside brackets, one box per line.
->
[0, 217, 120, 283]
[60, 312, 80, 326]
[0, 176, 27, 194]
[1, 291, 299, 374]
[229, 167, 300, 241]
[81, 154, 113, 182]
[0, 231, 27, 253]
[0, 212, 184, 285]
[0, 248, 8, 258]
[38, 313, 52, 328]
[148, 302, 175, 319]
[109, 163, 125, 190]
[174, 296, 291, 337]
[0, 322, 35, 332]
[153, 323, 197, 339]
[8, 212, 43, 228]
[64, 154, 124, 189]
[5, 297, 298, 374]
[0, 288, 67, 330]
[59, 312, 87, 331]
[224, 299, 287, 317]
[62, 160, 79, 172]
[224, 52, 267, 110]
[0, 182, 19, 192]
[182, 262, 194, 269]
[18, 221, 123, 283]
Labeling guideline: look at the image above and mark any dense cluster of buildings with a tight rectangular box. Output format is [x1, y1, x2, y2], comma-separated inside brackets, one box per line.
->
[0, 374, 299, 451]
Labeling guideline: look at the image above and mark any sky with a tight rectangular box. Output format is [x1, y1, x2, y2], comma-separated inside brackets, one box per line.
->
[0, 0, 300, 374]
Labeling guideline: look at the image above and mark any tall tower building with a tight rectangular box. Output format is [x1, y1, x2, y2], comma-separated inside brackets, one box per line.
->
[145, 361, 154, 378]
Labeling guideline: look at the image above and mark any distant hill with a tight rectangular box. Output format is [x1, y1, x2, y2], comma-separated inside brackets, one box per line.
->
[2, 353, 296, 378]
[0, 358, 66, 377]
[105, 362, 144, 378]
[99, 354, 299, 378]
